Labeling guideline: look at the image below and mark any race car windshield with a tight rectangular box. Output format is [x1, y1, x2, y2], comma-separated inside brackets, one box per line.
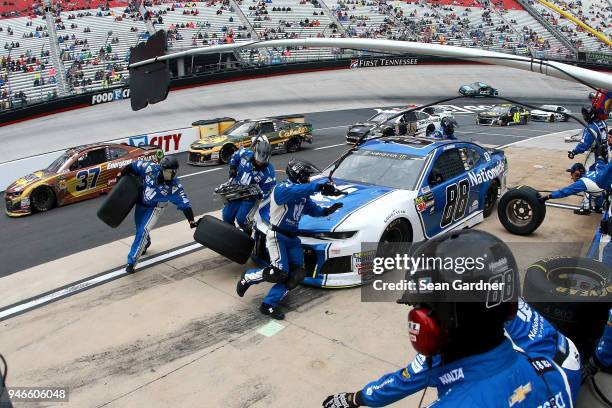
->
[225, 121, 256, 138]
[324, 149, 425, 190]
[46, 151, 73, 172]
[369, 112, 395, 123]
[540, 105, 558, 110]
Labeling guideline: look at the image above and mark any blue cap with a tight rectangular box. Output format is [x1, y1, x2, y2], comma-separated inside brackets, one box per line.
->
[566, 163, 585, 173]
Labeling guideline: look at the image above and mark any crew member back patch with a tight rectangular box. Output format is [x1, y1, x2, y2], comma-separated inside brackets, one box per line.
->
[529, 357, 554, 376]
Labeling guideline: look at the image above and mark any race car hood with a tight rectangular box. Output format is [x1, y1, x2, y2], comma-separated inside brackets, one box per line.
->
[6, 170, 54, 192]
[478, 111, 502, 117]
[258, 181, 395, 233]
[190, 135, 230, 150]
[347, 123, 375, 134]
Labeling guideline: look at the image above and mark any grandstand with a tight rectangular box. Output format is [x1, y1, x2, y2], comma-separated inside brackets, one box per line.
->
[0, 0, 609, 110]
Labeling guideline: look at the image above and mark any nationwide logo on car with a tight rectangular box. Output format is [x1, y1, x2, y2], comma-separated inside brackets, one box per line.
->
[467, 160, 505, 186]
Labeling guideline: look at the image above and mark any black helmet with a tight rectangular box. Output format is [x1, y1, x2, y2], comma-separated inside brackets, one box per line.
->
[252, 135, 272, 166]
[441, 117, 457, 134]
[582, 106, 597, 122]
[399, 230, 520, 356]
[160, 155, 179, 182]
[286, 158, 320, 184]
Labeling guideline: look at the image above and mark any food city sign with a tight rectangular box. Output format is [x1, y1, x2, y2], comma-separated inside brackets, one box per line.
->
[91, 87, 131, 105]
[350, 57, 418, 69]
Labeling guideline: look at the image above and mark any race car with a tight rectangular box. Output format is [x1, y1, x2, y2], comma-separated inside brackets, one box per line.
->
[5, 143, 162, 217]
[529, 105, 570, 122]
[252, 136, 507, 287]
[477, 104, 530, 126]
[188, 116, 313, 166]
[458, 82, 499, 97]
[345, 107, 441, 143]
[418, 105, 455, 121]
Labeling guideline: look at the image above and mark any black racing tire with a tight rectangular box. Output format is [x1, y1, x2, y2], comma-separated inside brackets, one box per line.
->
[219, 145, 236, 164]
[492, 89, 499, 96]
[483, 179, 499, 218]
[286, 137, 302, 153]
[193, 215, 254, 264]
[426, 125, 435, 137]
[523, 257, 612, 359]
[497, 186, 546, 235]
[501, 117, 509, 127]
[31, 186, 56, 213]
[97, 173, 141, 228]
[549, 115, 555, 123]
[376, 218, 412, 260]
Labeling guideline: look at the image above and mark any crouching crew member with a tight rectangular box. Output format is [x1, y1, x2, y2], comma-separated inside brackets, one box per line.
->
[123, 156, 197, 273]
[431, 117, 458, 140]
[540, 162, 605, 215]
[223, 136, 276, 232]
[236, 159, 343, 320]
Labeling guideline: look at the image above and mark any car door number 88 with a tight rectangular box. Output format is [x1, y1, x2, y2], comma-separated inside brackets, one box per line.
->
[441, 179, 470, 228]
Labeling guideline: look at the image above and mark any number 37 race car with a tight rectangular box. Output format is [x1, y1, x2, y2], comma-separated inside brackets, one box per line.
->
[253, 135, 507, 287]
[5, 143, 162, 217]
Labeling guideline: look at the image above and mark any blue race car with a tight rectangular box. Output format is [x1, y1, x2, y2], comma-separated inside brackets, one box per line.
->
[252, 136, 508, 287]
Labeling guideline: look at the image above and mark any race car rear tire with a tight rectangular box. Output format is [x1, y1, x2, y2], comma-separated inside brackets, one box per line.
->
[97, 173, 141, 228]
[549, 115, 555, 123]
[286, 137, 301, 153]
[31, 186, 55, 213]
[193, 215, 254, 264]
[219, 145, 236, 164]
[497, 186, 546, 235]
[483, 180, 499, 218]
[523, 257, 612, 358]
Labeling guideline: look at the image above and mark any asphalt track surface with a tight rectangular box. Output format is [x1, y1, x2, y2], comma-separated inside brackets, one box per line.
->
[0, 98, 585, 277]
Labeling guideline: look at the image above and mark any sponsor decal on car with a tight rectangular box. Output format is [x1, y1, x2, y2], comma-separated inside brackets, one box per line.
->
[467, 160, 505, 186]
[279, 127, 309, 138]
[352, 250, 375, 275]
[107, 158, 133, 170]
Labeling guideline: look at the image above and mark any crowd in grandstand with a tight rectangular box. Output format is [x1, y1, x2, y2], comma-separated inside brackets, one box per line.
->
[0, 0, 609, 109]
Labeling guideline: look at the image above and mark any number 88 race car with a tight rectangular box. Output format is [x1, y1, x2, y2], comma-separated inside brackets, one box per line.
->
[252, 136, 507, 287]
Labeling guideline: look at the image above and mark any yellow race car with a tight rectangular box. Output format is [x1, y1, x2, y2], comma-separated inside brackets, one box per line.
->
[188, 115, 313, 166]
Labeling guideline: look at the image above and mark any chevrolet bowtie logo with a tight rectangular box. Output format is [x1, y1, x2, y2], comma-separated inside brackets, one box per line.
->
[509, 383, 532, 407]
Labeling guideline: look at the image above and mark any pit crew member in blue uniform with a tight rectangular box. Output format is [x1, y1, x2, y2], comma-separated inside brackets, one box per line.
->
[540, 162, 604, 215]
[594, 309, 612, 368]
[323, 230, 579, 408]
[568, 106, 608, 169]
[236, 159, 343, 320]
[223, 136, 276, 231]
[431, 117, 458, 140]
[123, 156, 196, 273]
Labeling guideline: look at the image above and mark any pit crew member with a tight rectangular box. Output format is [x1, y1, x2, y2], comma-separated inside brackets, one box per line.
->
[540, 162, 604, 215]
[568, 106, 608, 169]
[584, 308, 612, 378]
[123, 156, 197, 273]
[223, 137, 275, 231]
[323, 230, 579, 408]
[236, 159, 343, 320]
[430, 117, 458, 140]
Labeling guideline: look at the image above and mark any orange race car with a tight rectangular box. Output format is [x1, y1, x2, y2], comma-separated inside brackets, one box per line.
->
[5, 143, 162, 217]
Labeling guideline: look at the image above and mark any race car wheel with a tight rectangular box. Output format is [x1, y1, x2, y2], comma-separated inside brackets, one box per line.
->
[497, 186, 546, 235]
[501, 117, 509, 126]
[219, 145, 236, 164]
[483, 180, 499, 218]
[523, 257, 612, 359]
[31, 186, 55, 213]
[193, 215, 255, 264]
[549, 115, 555, 123]
[377, 219, 412, 259]
[426, 125, 435, 137]
[286, 137, 301, 153]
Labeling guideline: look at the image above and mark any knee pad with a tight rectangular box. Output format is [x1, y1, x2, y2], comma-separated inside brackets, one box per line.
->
[262, 266, 288, 283]
[286, 264, 306, 290]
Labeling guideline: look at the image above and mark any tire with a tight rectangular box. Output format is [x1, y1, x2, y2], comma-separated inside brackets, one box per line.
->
[523, 257, 612, 359]
[97, 173, 141, 228]
[549, 115, 555, 123]
[286, 137, 301, 153]
[497, 186, 546, 235]
[483, 180, 499, 218]
[426, 125, 435, 137]
[377, 218, 412, 259]
[31, 186, 55, 213]
[501, 117, 509, 127]
[193, 215, 254, 264]
[219, 145, 236, 164]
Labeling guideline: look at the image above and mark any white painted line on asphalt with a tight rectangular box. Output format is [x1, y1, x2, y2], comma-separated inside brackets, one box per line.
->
[0, 243, 203, 321]
[179, 167, 222, 179]
[314, 143, 346, 150]
[497, 129, 580, 149]
[456, 131, 526, 138]
[314, 125, 351, 131]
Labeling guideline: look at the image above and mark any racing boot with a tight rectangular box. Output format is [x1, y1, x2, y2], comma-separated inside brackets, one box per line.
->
[125, 263, 135, 274]
[236, 270, 252, 297]
[142, 237, 152, 255]
[259, 303, 285, 320]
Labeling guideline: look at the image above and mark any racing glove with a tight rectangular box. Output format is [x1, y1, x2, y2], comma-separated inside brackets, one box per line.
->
[537, 192, 550, 202]
[318, 182, 338, 196]
[567, 151, 575, 159]
[189, 218, 201, 229]
[322, 392, 360, 408]
[229, 166, 238, 179]
[323, 202, 343, 216]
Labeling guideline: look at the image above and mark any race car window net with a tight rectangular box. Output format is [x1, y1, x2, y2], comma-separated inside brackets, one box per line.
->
[46, 151, 72, 172]
[321, 149, 426, 190]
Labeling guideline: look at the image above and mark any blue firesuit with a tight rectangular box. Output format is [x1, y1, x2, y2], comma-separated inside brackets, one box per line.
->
[590, 163, 612, 265]
[127, 160, 191, 265]
[571, 120, 608, 169]
[550, 166, 605, 211]
[222, 149, 276, 229]
[359, 299, 581, 407]
[595, 309, 612, 368]
[242, 180, 327, 306]
[431, 127, 457, 140]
